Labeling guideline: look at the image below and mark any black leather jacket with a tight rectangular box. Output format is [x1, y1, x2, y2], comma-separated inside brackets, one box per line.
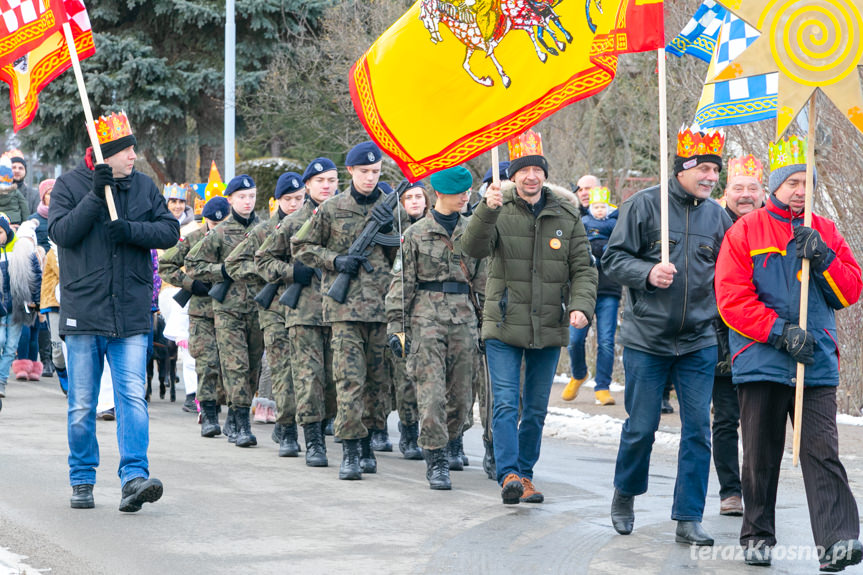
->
[601, 178, 732, 356]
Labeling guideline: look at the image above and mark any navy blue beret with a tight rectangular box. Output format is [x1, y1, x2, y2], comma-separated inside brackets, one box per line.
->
[201, 196, 230, 221]
[275, 172, 305, 199]
[302, 157, 337, 182]
[224, 174, 255, 196]
[407, 181, 426, 190]
[483, 161, 510, 184]
[346, 141, 382, 167]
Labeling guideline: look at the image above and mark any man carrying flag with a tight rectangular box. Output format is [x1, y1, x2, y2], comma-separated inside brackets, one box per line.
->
[50, 111, 179, 512]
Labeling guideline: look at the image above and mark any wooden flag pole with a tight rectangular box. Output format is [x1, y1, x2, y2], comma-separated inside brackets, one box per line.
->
[491, 146, 500, 187]
[61, 22, 118, 221]
[792, 94, 817, 467]
[657, 48, 670, 265]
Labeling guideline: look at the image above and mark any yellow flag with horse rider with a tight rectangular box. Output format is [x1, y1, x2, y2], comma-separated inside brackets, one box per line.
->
[350, 0, 664, 180]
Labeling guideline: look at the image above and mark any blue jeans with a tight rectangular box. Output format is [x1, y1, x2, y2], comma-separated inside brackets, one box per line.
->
[66, 334, 150, 487]
[485, 339, 560, 485]
[17, 320, 40, 360]
[613, 346, 716, 521]
[0, 318, 22, 391]
[568, 295, 620, 390]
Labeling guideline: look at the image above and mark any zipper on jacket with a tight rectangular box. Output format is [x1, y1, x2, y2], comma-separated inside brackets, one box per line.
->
[676, 203, 691, 354]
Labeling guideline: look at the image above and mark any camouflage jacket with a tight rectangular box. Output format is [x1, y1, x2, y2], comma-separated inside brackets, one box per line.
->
[291, 187, 407, 323]
[185, 212, 262, 315]
[158, 225, 213, 319]
[385, 213, 484, 334]
[257, 200, 325, 328]
[225, 215, 284, 330]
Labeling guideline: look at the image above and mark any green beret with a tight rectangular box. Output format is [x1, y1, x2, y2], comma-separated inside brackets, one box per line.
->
[430, 166, 472, 195]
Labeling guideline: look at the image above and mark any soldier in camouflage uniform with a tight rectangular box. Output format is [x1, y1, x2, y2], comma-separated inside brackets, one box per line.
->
[185, 175, 264, 448]
[257, 158, 339, 467]
[158, 196, 230, 437]
[385, 166, 483, 490]
[225, 172, 305, 457]
[292, 142, 407, 480]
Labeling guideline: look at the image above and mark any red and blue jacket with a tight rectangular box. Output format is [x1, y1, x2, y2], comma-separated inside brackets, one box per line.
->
[715, 195, 861, 387]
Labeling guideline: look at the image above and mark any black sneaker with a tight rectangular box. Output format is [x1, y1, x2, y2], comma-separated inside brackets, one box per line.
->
[821, 539, 863, 572]
[119, 477, 163, 513]
[70, 484, 94, 509]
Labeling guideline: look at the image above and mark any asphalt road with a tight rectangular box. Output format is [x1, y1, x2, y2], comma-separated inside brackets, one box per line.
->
[0, 376, 859, 574]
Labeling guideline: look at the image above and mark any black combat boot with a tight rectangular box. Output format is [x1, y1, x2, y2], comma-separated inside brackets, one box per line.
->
[359, 432, 378, 473]
[182, 392, 196, 413]
[339, 439, 362, 480]
[322, 418, 335, 436]
[271, 423, 284, 444]
[482, 437, 496, 480]
[424, 448, 452, 490]
[370, 427, 392, 452]
[447, 435, 465, 471]
[279, 424, 301, 457]
[224, 407, 238, 443]
[234, 408, 257, 448]
[41, 356, 54, 377]
[304, 423, 328, 467]
[200, 400, 222, 438]
[398, 421, 423, 460]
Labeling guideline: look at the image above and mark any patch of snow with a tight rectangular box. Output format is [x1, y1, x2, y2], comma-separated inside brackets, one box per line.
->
[838, 413, 863, 427]
[543, 406, 679, 449]
[0, 547, 44, 575]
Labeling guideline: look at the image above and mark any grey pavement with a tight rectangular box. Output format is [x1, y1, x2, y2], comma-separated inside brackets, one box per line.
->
[0, 376, 860, 574]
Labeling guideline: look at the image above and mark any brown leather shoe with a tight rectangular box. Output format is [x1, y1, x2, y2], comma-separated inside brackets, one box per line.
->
[719, 495, 743, 516]
[520, 477, 544, 503]
[501, 473, 523, 505]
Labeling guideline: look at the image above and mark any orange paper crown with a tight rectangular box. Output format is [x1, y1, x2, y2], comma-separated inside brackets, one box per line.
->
[95, 111, 133, 146]
[507, 130, 544, 161]
[727, 155, 764, 184]
[676, 125, 725, 158]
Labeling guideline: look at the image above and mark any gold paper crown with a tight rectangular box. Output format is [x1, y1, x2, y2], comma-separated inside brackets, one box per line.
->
[163, 183, 186, 201]
[676, 125, 725, 158]
[589, 187, 611, 205]
[727, 155, 764, 184]
[769, 136, 807, 171]
[95, 111, 133, 146]
[194, 195, 206, 216]
[507, 129, 544, 161]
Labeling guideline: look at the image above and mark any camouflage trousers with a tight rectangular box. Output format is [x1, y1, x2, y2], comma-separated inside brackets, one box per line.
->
[289, 325, 336, 426]
[189, 315, 226, 404]
[388, 354, 418, 425]
[330, 321, 390, 440]
[409, 317, 476, 450]
[214, 309, 264, 408]
[264, 324, 295, 425]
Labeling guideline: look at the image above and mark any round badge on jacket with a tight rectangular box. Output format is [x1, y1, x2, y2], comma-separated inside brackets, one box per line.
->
[549, 238, 561, 250]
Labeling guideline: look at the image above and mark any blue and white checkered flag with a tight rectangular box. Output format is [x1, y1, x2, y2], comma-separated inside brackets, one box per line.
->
[666, 0, 725, 63]
[694, 12, 778, 128]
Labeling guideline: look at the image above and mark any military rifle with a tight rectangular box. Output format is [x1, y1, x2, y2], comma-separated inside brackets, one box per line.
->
[173, 289, 193, 308]
[279, 268, 322, 309]
[254, 281, 282, 309]
[208, 279, 232, 303]
[327, 180, 409, 304]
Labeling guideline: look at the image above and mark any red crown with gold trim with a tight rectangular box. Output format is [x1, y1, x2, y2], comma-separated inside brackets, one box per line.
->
[727, 155, 763, 184]
[95, 111, 133, 146]
[676, 125, 725, 158]
[507, 129, 544, 160]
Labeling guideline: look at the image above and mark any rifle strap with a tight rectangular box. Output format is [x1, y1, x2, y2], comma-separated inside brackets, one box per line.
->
[439, 234, 482, 324]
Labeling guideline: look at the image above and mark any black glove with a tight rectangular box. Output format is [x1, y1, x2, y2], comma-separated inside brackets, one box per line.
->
[387, 333, 410, 358]
[794, 226, 831, 269]
[370, 202, 394, 234]
[772, 323, 815, 365]
[191, 280, 211, 296]
[105, 219, 131, 244]
[220, 263, 232, 282]
[92, 164, 114, 200]
[293, 262, 315, 286]
[334, 254, 367, 276]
